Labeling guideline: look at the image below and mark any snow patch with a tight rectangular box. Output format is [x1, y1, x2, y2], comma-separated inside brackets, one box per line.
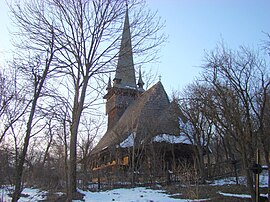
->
[218, 192, 251, 198]
[119, 132, 136, 148]
[179, 118, 193, 136]
[153, 134, 192, 144]
[102, 146, 108, 151]
[77, 187, 191, 202]
[259, 169, 269, 188]
[210, 169, 268, 187]
[125, 85, 137, 90]
[0, 187, 47, 202]
[210, 176, 246, 186]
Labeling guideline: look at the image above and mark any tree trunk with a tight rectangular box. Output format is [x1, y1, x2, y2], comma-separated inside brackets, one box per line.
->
[262, 148, 270, 201]
[242, 151, 255, 202]
[67, 77, 88, 200]
[195, 145, 206, 183]
[12, 74, 49, 201]
[12, 92, 40, 202]
[42, 129, 53, 167]
[68, 121, 79, 200]
[246, 168, 255, 202]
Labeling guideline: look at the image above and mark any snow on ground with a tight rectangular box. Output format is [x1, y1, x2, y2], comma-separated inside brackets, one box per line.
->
[210, 169, 268, 187]
[260, 169, 269, 188]
[0, 187, 47, 202]
[218, 192, 268, 199]
[76, 187, 208, 202]
[0, 170, 268, 202]
[0, 186, 208, 202]
[209, 169, 269, 199]
[218, 192, 251, 198]
[0, 186, 267, 202]
[209, 176, 247, 186]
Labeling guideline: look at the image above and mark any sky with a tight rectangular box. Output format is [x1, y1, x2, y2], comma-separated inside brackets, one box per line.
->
[146, 0, 270, 94]
[0, 0, 270, 95]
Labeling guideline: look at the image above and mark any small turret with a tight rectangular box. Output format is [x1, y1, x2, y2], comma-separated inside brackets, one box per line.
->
[137, 68, 145, 92]
[106, 76, 112, 90]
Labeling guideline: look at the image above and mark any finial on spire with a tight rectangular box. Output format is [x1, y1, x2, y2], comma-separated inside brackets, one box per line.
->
[158, 75, 162, 82]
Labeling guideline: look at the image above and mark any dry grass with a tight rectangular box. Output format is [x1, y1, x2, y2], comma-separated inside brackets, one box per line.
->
[163, 183, 268, 202]
[43, 182, 268, 201]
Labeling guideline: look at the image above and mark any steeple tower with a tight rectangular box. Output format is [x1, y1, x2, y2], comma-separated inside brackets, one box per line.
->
[113, 8, 136, 89]
[104, 6, 140, 130]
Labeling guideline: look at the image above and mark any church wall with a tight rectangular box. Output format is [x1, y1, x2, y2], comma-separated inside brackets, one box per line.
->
[89, 142, 195, 187]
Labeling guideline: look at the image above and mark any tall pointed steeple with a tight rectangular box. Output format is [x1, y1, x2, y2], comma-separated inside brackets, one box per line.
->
[113, 7, 136, 89]
[104, 5, 141, 130]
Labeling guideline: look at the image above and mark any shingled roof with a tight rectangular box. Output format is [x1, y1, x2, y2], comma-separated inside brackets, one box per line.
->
[114, 8, 136, 89]
[92, 81, 182, 154]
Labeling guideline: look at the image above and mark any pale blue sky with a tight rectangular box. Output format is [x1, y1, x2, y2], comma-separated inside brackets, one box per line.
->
[147, 0, 270, 93]
[0, 0, 12, 63]
[0, 0, 270, 94]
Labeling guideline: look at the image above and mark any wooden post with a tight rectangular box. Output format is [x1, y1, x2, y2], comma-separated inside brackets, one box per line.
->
[255, 149, 260, 202]
[231, 154, 239, 185]
[98, 171, 101, 192]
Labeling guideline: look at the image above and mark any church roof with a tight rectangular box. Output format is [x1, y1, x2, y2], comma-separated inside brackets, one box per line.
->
[92, 81, 182, 154]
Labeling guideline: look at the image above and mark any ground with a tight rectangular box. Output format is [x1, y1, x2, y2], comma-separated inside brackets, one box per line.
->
[0, 171, 268, 201]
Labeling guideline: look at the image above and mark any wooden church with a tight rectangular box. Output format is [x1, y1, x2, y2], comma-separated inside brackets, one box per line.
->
[90, 8, 194, 184]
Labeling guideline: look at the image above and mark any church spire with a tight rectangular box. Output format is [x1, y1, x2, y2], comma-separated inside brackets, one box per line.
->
[113, 6, 136, 89]
[104, 5, 141, 130]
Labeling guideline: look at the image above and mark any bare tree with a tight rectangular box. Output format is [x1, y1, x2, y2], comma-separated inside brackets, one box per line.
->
[0, 67, 29, 144]
[260, 91, 270, 198]
[77, 116, 105, 188]
[200, 44, 269, 201]
[178, 82, 214, 182]
[0, 70, 13, 123]
[11, 53, 55, 201]
[4, 7, 57, 198]
[260, 33, 270, 198]
[9, 0, 165, 199]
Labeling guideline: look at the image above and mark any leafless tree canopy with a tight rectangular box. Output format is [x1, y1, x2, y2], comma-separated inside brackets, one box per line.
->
[5, 0, 166, 200]
[177, 43, 270, 202]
